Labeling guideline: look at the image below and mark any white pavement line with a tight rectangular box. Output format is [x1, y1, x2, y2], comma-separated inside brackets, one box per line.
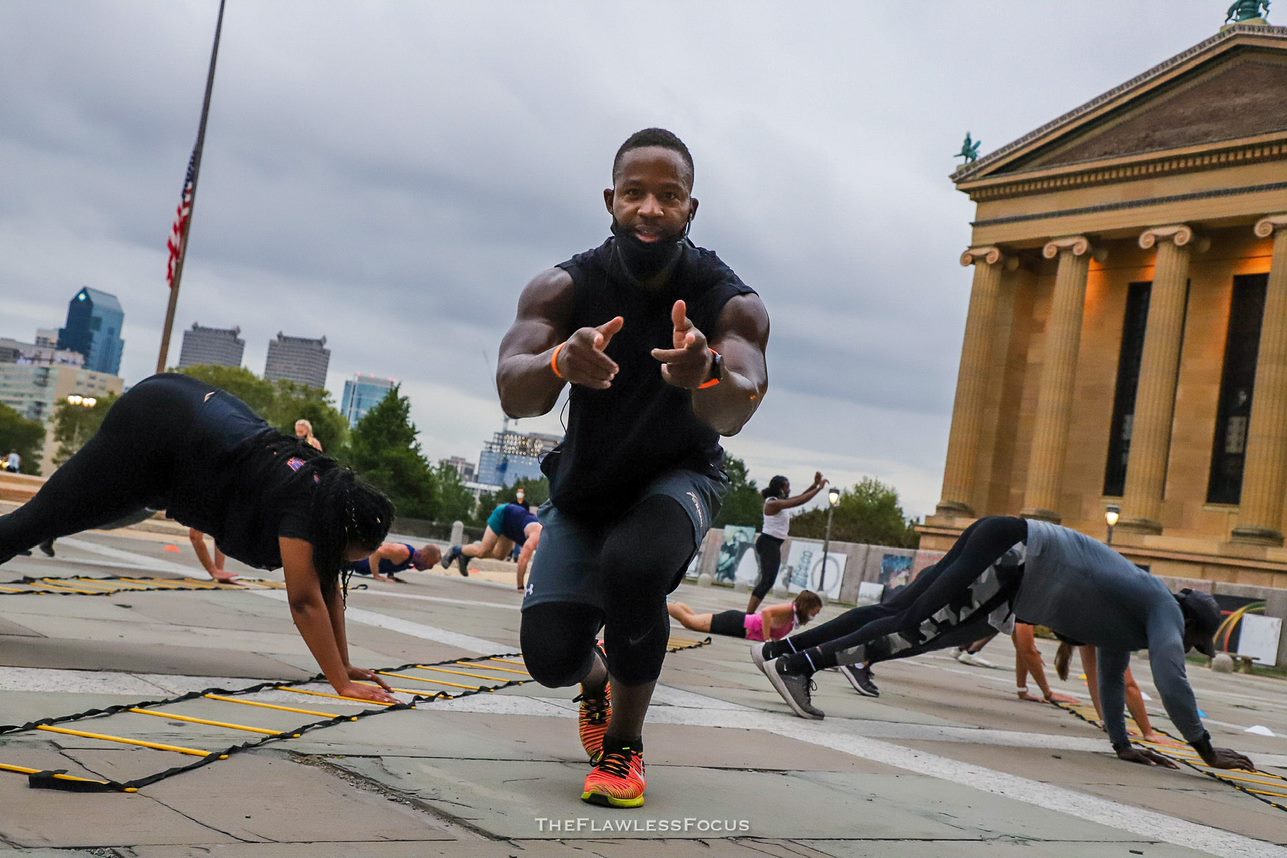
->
[0, 666, 261, 697]
[438, 690, 1285, 857]
[250, 590, 508, 654]
[51, 537, 196, 576]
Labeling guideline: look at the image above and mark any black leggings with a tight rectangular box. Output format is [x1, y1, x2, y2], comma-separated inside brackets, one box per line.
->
[709, 609, 747, 638]
[752, 534, 783, 600]
[519, 496, 697, 687]
[791, 516, 1027, 670]
[0, 374, 204, 564]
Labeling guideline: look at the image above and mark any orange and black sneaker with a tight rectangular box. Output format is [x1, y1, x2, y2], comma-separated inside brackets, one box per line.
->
[581, 742, 646, 808]
[574, 645, 611, 763]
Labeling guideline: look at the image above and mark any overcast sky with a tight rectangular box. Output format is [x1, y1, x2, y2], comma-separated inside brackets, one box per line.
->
[0, 1, 1230, 517]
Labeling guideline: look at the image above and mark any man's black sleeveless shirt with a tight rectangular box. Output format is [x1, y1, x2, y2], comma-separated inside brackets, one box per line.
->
[541, 238, 756, 520]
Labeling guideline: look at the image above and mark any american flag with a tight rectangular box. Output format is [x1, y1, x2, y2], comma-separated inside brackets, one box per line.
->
[165, 150, 196, 288]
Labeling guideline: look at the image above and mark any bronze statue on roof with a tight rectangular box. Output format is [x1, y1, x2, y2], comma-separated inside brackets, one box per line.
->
[955, 132, 982, 165]
[1226, 0, 1271, 24]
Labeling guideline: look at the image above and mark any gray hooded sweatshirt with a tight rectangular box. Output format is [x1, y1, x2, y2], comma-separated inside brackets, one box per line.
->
[1012, 520, 1203, 747]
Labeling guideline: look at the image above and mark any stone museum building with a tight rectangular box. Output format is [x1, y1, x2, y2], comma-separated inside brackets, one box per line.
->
[921, 23, 1287, 586]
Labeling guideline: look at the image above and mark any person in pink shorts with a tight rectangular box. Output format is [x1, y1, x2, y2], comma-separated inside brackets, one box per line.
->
[668, 591, 822, 642]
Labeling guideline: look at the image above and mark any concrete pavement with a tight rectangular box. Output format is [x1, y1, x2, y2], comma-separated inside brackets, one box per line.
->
[1, 527, 1285, 856]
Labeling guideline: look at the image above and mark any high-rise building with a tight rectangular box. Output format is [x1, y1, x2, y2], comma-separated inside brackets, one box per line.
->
[476, 428, 562, 486]
[0, 338, 84, 367]
[34, 329, 59, 349]
[439, 455, 477, 484]
[57, 287, 125, 375]
[178, 323, 245, 369]
[340, 373, 396, 425]
[264, 332, 329, 388]
[0, 364, 123, 473]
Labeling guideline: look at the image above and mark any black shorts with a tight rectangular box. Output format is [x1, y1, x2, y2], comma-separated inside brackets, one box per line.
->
[521, 468, 724, 611]
[709, 609, 748, 638]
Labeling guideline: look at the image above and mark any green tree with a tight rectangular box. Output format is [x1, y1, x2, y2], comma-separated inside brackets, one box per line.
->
[713, 454, 762, 528]
[789, 476, 919, 548]
[346, 386, 437, 519]
[52, 393, 118, 467]
[434, 462, 476, 523]
[177, 365, 347, 452]
[0, 403, 45, 474]
[178, 365, 275, 414]
[269, 379, 348, 453]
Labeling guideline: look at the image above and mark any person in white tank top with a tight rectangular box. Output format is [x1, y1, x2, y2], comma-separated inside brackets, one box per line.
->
[747, 471, 827, 612]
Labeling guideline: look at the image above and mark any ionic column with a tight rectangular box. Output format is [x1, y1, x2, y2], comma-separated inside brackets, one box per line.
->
[1119, 225, 1207, 534]
[1232, 215, 1287, 545]
[1021, 236, 1102, 522]
[937, 246, 1017, 517]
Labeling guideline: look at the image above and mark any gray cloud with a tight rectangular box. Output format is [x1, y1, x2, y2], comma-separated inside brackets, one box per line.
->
[0, 1, 1225, 517]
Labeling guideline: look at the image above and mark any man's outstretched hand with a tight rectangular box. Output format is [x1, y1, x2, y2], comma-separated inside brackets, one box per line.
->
[557, 316, 624, 389]
[651, 300, 712, 389]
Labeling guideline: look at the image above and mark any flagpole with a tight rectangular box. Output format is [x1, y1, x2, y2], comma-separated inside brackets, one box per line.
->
[156, 0, 227, 374]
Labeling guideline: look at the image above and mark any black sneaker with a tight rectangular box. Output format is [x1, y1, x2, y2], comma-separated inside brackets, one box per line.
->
[38, 540, 56, 558]
[457, 554, 471, 577]
[764, 658, 824, 719]
[839, 664, 879, 697]
[440, 545, 461, 570]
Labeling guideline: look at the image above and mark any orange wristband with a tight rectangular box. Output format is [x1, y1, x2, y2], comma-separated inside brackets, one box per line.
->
[697, 348, 721, 390]
[551, 342, 566, 380]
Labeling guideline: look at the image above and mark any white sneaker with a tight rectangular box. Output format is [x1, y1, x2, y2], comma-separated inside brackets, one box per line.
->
[956, 651, 996, 669]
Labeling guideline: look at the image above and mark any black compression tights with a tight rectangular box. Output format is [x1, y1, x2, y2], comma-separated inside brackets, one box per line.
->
[0, 374, 202, 564]
[520, 496, 697, 687]
[751, 534, 783, 601]
[778, 516, 1027, 670]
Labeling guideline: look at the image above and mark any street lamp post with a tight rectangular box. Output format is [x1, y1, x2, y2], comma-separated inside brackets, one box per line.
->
[820, 487, 841, 594]
[1105, 503, 1120, 545]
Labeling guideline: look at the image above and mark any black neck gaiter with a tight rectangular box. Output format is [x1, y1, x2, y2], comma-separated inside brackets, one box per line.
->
[610, 219, 688, 282]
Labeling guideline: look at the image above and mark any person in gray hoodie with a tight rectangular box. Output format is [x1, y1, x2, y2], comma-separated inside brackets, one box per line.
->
[755, 515, 1255, 772]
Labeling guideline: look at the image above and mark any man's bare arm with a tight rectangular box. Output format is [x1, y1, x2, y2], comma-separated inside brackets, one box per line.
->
[497, 269, 576, 418]
[695, 294, 770, 436]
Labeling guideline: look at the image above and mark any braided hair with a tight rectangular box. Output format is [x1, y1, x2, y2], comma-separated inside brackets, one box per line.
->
[309, 463, 394, 602]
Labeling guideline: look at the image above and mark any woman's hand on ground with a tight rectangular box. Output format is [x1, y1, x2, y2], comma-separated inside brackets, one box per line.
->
[1043, 690, 1078, 704]
[335, 682, 398, 705]
[346, 665, 395, 693]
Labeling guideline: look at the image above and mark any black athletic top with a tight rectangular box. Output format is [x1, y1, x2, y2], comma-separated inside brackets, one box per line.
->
[542, 238, 756, 520]
[166, 387, 317, 570]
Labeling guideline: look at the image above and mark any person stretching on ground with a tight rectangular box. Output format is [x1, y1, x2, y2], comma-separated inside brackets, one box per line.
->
[350, 542, 442, 583]
[497, 128, 769, 807]
[752, 515, 1255, 772]
[747, 472, 827, 613]
[442, 502, 542, 590]
[670, 591, 822, 641]
[0, 373, 400, 705]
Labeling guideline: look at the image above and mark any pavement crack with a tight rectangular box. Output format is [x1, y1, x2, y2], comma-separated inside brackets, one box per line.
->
[145, 796, 255, 844]
[291, 752, 492, 840]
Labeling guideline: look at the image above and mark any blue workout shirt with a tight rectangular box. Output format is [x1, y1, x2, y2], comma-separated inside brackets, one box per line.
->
[349, 543, 416, 577]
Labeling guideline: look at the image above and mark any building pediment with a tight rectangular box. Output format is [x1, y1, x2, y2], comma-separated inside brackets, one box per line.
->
[955, 26, 1287, 195]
